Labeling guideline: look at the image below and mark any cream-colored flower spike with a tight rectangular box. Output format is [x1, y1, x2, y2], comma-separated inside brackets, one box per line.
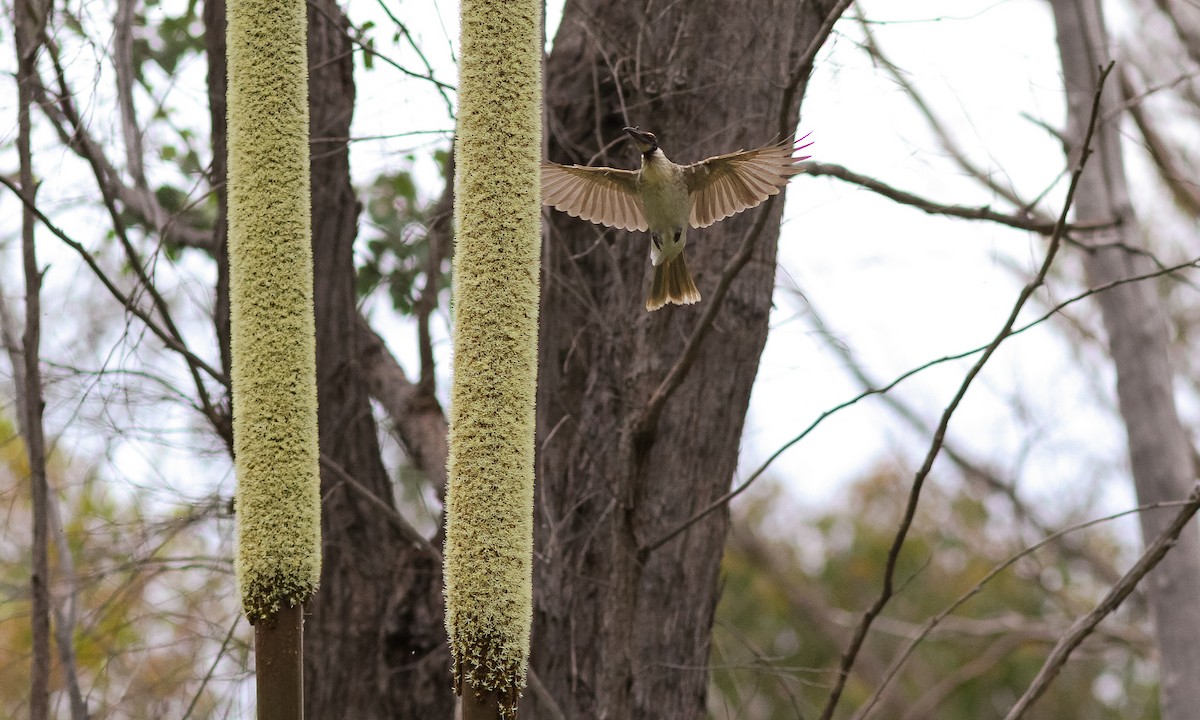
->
[542, 127, 812, 311]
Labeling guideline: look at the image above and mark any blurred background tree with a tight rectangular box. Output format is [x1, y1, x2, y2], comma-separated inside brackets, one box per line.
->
[711, 470, 1155, 719]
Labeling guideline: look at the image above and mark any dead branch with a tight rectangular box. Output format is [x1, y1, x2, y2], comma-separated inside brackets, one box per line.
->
[853, 498, 1185, 720]
[1002, 484, 1200, 720]
[803, 160, 1116, 234]
[355, 314, 449, 499]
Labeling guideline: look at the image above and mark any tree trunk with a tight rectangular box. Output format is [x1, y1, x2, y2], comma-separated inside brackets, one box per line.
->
[1051, 3, 1200, 719]
[207, 0, 453, 715]
[531, 2, 839, 718]
[302, 3, 453, 717]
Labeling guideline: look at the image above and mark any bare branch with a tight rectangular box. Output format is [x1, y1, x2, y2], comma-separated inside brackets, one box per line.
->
[0, 176, 229, 388]
[854, 497, 1190, 720]
[370, 0, 456, 116]
[319, 453, 440, 557]
[14, 0, 52, 711]
[45, 491, 90, 720]
[182, 615, 242, 720]
[816, 61, 1115, 720]
[1002, 484, 1200, 720]
[855, 11, 1042, 215]
[27, 66, 214, 250]
[796, 291, 1126, 588]
[114, 0, 145, 187]
[355, 314, 448, 499]
[32, 38, 230, 445]
[526, 669, 570, 720]
[1121, 67, 1200, 217]
[416, 150, 454, 392]
[803, 161, 1117, 234]
[902, 634, 1024, 720]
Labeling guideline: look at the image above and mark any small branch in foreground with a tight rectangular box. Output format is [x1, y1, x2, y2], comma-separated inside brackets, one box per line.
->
[1002, 484, 1200, 720]
[632, 193, 779, 443]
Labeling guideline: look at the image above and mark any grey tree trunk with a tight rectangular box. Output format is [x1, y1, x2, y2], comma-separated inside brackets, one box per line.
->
[532, 2, 840, 718]
[1051, 3, 1200, 718]
[301, 4, 455, 716]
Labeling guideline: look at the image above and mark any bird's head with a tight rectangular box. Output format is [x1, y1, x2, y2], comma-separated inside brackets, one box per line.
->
[623, 127, 659, 155]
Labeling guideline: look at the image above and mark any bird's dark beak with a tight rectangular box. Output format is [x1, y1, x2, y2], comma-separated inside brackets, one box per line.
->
[623, 127, 657, 154]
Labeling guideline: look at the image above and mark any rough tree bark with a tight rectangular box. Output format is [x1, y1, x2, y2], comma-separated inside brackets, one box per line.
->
[1051, 2, 1200, 719]
[531, 2, 840, 718]
[301, 3, 453, 716]
[206, 0, 452, 716]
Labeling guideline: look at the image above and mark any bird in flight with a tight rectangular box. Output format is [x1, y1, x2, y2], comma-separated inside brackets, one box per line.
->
[541, 127, 812, 311]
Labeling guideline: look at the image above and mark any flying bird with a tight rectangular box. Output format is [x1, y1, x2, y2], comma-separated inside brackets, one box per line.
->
[541, 127, 812, 311]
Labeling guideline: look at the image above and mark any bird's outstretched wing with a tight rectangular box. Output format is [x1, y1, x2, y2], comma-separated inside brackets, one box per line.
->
[541, 163, 648, 232]
[682, 135, 812, 228]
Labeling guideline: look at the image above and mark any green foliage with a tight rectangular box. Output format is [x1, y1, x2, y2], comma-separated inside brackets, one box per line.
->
[353, 20, 377, 70]
[711, 471, 1157, 720]
[357, 150, 453, 315]
[130, 0, 205, 79]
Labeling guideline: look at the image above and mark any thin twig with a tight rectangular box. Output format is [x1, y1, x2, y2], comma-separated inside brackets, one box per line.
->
[182, 614, 243, 720]
[796, 290, 1126, 588]
[319, 454, 440, 558]
[370, 0, 456, 116]
[38, 37, 228, 440]
[0, 176, 228, 386]
[526, 668, 570, 720]
[632, 193, 780, 443]
[853, 497, 1194, 720]
[46, 490, 89, 720]
[855, 11, 1039, 216]
[310, 0, 456, 95]
[26, 47, 213, 249]
[1121, 67, 1200, 217]
[1002, 484, 1200, 720]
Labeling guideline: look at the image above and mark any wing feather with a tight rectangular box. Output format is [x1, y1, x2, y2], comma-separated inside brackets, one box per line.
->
[683, 137, 811, 228]
[541, 162, 649, 232]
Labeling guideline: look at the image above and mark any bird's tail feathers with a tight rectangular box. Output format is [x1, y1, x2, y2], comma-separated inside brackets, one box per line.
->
[646, 254, 701, 311]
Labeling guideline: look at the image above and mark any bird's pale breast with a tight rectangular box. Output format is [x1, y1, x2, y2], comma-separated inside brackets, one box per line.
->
[638, 158, 690, 258]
